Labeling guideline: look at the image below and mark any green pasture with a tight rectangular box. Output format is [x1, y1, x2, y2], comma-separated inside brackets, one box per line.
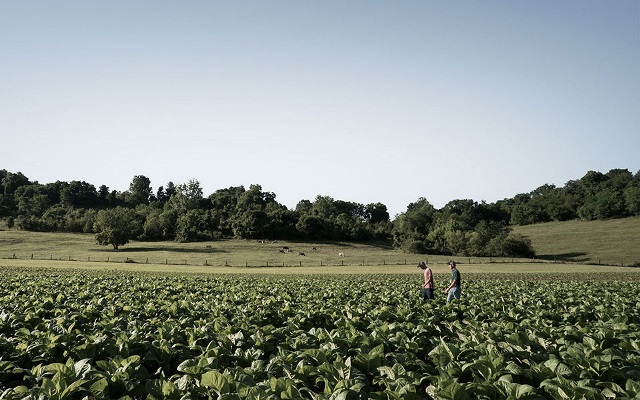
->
[513, 216, 640, 266]
[1, 229, 639, 278]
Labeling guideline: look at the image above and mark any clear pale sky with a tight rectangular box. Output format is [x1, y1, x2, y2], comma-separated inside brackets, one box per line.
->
[2, 1, 638, 217]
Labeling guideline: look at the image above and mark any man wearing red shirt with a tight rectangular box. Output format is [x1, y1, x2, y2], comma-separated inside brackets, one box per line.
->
[418, 261, 434, 300]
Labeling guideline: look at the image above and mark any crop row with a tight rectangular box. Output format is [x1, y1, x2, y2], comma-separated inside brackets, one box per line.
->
[0, 268, 639, 399]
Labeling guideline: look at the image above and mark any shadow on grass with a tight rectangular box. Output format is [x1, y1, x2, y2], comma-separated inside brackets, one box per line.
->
[538, 252, 589, 262]
[94, 247, 229, 254]
[282, 240, 394, 250]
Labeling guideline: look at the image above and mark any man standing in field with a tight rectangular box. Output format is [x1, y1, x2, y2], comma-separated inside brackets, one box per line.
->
[444, 260, 461, 302]
[418, 261, 434, 300]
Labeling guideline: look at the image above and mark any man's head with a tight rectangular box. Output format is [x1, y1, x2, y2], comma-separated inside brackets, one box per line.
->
[418, 261, 426, 269]
[448, 260, 456, 269]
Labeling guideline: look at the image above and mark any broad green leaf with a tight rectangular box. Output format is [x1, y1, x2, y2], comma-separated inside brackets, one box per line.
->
[515, 384, 537, 396]
[161, 380, 179, 397]
[43, 363, 68, 375]
[60, 379, 89, 398]
[201, 370, 230, 393]
[89, 377, 109, 397]
[438, 381, 471, 400]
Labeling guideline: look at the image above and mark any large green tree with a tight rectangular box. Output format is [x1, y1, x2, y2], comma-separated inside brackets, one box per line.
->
[127, 175, 152, 205]
[392, 198, 437, 253]
[93, 207, 142, 250]
[60, 181, 98, 208]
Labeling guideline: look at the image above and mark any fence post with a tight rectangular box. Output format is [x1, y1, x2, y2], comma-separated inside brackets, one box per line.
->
[166, 259, 168, 265]
[205, 259, 208, 266]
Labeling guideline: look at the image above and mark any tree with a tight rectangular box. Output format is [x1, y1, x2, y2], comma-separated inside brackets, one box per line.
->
[14, 184, 51, 217]
[296, 214, 332, 240]
[578, 188, 626, 220]
[208, 186, 245, 237]
[263, 202, 298, 239]
[60, 181, 98, 208]
[624, 185, 640, 216]
[366, 202, 390, 224]
[176, 209, 212, 242]
[1, 171, 30, 196]
[128, 175, 152, 205]
[441, 199, 480, 231]
[230, 184, 281, 239]
[169, 179, 203, 213]
[486, 232, 535, 258]
[0, 171, 30, 216]
[93, 207, 142, 250]
[97, 185, 110, 206]
[392, 198, 438, 253]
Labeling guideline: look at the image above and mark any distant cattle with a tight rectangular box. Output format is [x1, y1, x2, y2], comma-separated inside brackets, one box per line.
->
[338, 252, 345, 257]
[312, 247, 317, 250]
[278, 249, 285, 254]
[204, 245, 212, 250]
[299, 252, 306, 256]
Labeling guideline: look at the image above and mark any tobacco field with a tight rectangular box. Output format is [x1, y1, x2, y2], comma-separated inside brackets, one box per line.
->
[0, 268, 639, 399]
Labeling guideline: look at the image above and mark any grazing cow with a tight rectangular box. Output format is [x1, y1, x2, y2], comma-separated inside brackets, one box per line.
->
[204, 245, 212, 250]
[283, 246, 289, 250]
[278, 249, 285, 254]
[338, 252, 344, 257]
[312, 247, 317, 250]
[299, 252, 306, 256]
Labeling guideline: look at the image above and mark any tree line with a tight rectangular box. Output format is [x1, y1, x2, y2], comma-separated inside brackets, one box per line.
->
[1, 168, 638, 257]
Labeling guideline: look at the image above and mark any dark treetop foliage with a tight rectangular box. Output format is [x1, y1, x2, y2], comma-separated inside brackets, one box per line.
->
[1, 168, 637, 257]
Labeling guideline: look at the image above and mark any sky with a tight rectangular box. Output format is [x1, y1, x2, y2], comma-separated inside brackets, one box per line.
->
[1, 1, 638, 218]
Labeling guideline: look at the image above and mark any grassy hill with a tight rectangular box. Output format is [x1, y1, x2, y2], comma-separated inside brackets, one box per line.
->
[513, 216, 640, 267]
[0, 216, 638, 273]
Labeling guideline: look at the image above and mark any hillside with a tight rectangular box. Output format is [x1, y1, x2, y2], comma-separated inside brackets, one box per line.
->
[513, 216, 640, 266]
[1, 217, 638, 270]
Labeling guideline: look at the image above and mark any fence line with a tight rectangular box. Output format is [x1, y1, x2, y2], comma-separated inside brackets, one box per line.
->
[3, 253, 636, 268]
